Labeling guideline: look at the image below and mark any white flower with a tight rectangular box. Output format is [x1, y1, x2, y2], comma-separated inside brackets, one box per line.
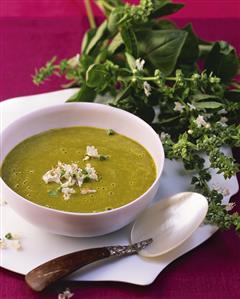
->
[80, 188, 96, 195]
[68, 54, 80, 68]
[188, 129, 193, 135]
[85, 145, 99, 158]
[218, 108, 227, 115]
[187, 103, 196, 111]
[173, 102, 185, 112]
[61, 187, 76, 201]
[143, 81, 151, 97]
[135, 58, 145, 71]
[160, 132, 170, 142]
[58, 288, 74, 299]
[225, 202, 236, 211]
[195, 115, 210, 128]
[85, 164, 98, 181]
[219, 116, 228, 127]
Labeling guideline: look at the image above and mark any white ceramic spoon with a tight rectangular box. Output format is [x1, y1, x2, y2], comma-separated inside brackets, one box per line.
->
[25, 192, 208, 291]
[131, 192, 208, 257]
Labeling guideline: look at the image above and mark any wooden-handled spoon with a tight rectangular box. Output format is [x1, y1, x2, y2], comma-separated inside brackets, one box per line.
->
[25, 238, 153, 292]
[26, 192, 208, 292]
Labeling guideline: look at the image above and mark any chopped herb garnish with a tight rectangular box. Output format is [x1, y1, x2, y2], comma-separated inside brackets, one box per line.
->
[99, 155, 109, 161]
[5, 233, 13, 240]
[83, 176, 91, 183]
[60, 170, 66, 176]
[107, 129, 115, 136]
[82, 169, 88, 175]
[48, 190, 59, 197]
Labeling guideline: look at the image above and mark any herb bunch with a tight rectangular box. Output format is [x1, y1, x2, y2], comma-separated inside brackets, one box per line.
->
[33, 0, 240, 232]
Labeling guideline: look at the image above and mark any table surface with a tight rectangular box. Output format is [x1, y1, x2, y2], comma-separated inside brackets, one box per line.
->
[1, 4, 240, 299]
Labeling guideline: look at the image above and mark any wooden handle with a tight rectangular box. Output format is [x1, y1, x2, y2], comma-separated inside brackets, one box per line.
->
[25, 247, 110, 292]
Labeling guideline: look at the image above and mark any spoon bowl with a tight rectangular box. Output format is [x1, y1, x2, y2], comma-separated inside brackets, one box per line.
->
[131, 192, 208, 257]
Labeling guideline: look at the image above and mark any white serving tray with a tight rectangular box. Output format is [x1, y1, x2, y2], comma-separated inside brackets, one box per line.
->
[0, 89, 239, 285]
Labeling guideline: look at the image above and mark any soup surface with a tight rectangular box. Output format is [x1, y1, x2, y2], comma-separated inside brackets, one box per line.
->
[1, 127, 156, 213]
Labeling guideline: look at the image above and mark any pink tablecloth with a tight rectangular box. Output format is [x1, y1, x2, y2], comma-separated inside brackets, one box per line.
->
[1, 3, 240, 299]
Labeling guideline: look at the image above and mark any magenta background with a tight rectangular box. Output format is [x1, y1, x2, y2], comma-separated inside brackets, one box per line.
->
[0, 1, 240, 299]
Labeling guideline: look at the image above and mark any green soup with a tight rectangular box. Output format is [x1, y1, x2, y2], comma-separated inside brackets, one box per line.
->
[1, 127, 156, 213]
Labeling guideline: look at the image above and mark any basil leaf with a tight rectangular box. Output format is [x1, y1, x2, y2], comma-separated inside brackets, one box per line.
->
[194, 101, 223, 109]
[115, 84, 132, 102]
[67, 85, 96, 102]
[137, 29, 187, 75]
[205, 41, 239, 83]
[192, 93, 220, 102]
[178, 24, 199, 65]
[85, 20, 107, 55]
[125, 52, 136, 71]
[108, 33, 123, 54]
[151, 1, 184, 18]
[108, 7, 124, 33]
[81, 28, 97, 54]
[121, 26, 138, 57]
[86, 64, 111, 91]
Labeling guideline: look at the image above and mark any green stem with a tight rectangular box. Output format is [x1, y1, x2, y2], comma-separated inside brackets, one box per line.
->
[97, 0, 115, 12]
[84, 0, 96, 29]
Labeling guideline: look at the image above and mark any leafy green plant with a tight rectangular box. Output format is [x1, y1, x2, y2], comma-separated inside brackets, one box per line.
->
[33, 0, 240, 232]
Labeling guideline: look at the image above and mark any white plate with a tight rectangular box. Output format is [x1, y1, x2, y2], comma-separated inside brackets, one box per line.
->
[1, 89, 239, 285]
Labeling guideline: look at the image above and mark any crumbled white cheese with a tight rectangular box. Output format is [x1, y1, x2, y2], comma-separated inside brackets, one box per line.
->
[80, 188, 96, 195]
[11, 240, 22, 251]
[143, 81, 151, 97]
[0, 239, 7, 249]
[85, 163, 98, 181]
[43, 160, 100, 200]
[60, 177, 76, 188]
[173, 102, 185, 112]
[42, 169, 61, 184]
[62, 187, 76, 201]
[58, 288, 74, 299]
[85, 145, 100, 159]
[135, 58, 145, 71]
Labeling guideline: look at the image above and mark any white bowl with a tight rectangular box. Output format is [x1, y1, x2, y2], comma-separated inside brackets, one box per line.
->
[0, 103, 164, 237]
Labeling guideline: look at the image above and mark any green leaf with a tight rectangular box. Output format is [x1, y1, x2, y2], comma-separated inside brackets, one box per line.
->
[205, 41, 239, 83]
[121, 26, 138, 57]
[85, 20, 108, 55]
[191, 93, 220, 102]
[151, 1, 184, 18]
[178, 24, 199, 64]
[115, 84, 132, 102]
[194, 101, 223, 109]
[67, 85, 96, 102]
[125, 52, 136, 71]
[137, 29, 188, 75]
[158, 115, 180, 125]
[81, 28, 97, 54]
[48, 190, 59, 197]
[108, 7, 124, 33]
[86, 64, 111, 91]
[108, 32, 123, 54]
